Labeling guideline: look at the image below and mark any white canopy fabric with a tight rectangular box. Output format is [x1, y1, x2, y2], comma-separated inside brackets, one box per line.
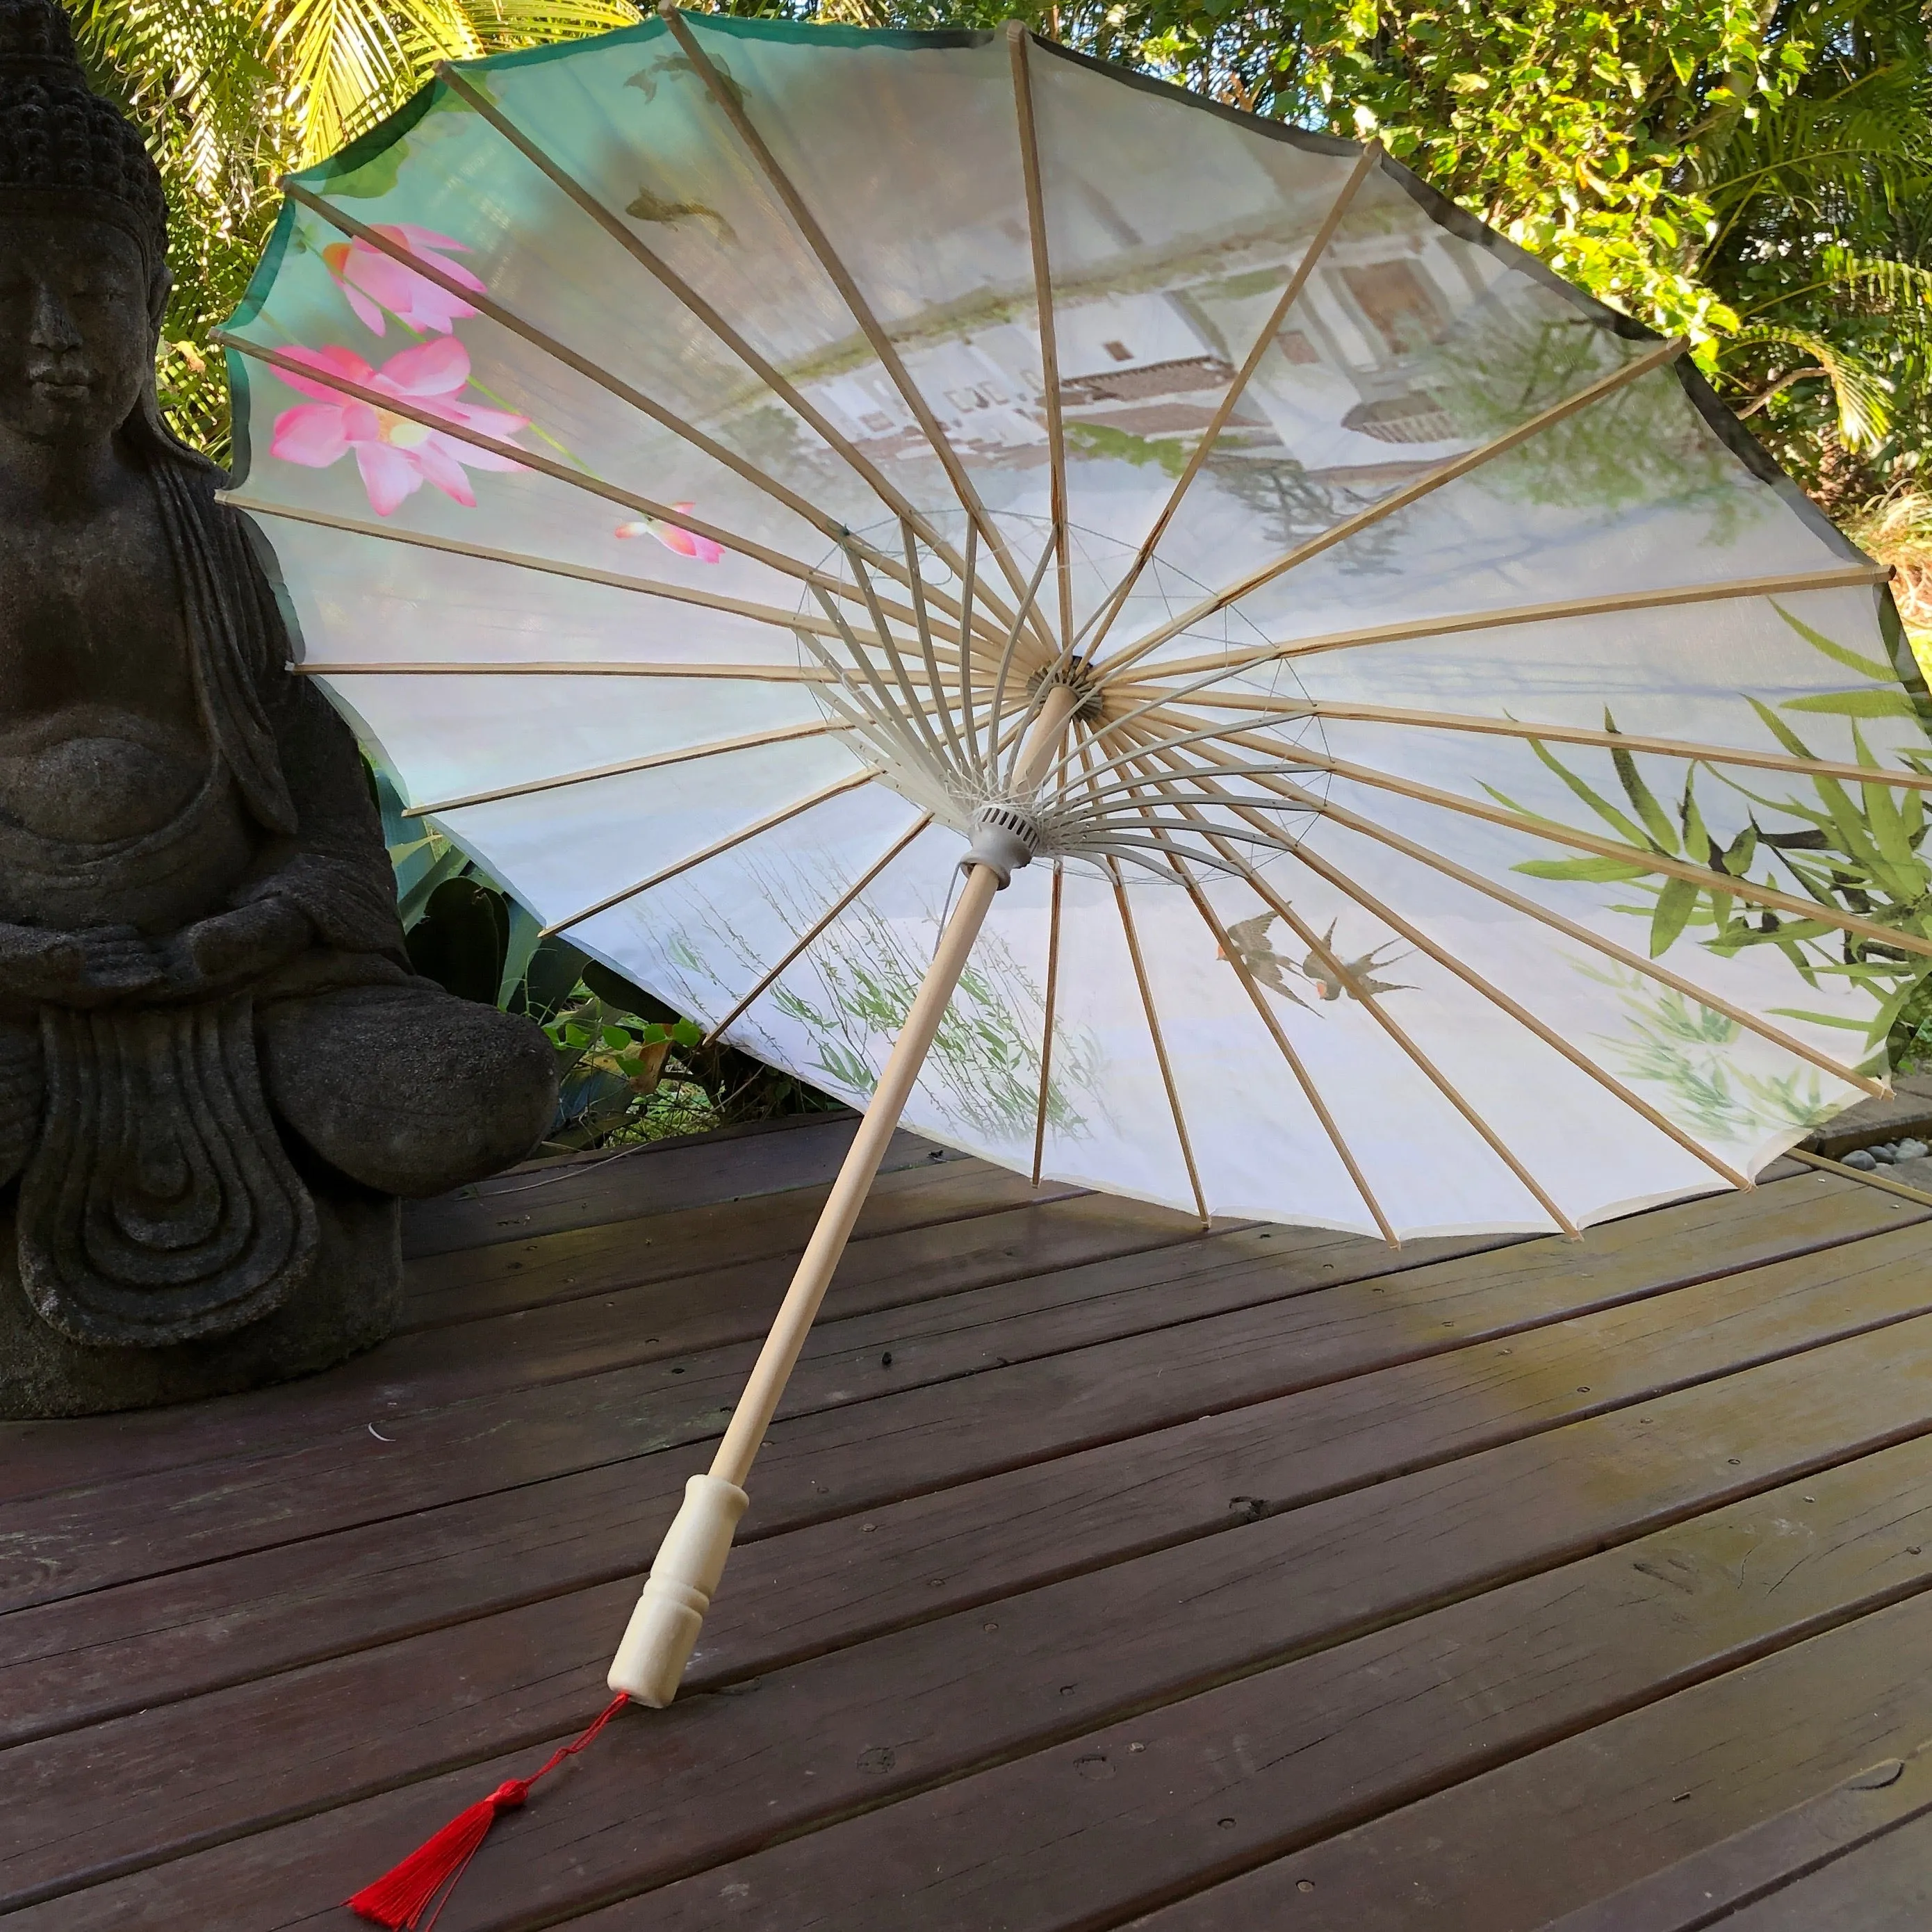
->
[223, 10, 1931, 1240]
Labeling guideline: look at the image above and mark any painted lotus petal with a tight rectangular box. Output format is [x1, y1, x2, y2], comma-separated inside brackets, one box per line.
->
[385, 223, 477, 263]
[412, 436, 479, 506]
[375, 336, 472, 398]
[353, 440, 423, 516]
[434, 399, 530, 441]
[658, 504, 724, 563]
[276, 343, 375, 403]
[347, 246, 480, 334]
[338, 277, 391, 336]
[425, 429, 524, 474]
[378, 227, 488, 295]
[269, 403, 349, 468]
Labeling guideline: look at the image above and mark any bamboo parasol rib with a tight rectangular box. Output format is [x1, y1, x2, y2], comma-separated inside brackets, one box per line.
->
[657, 5, 1056, 664]
[1008, 24, 1072, 660]
[1117, 732, 1753, 1189]
[701, 811, 934, 1048]
[1232, 728, 1932, 963]
[219, 493, 917, 648]
[1105, 563, 1890, 688]
[539, 767, 878, 937]
[434, 61, 1022, 645]
[1129, 725, 1888, 1095]
[1078, 141, 1383, 666]
[1030, 861, 1065, 1187]
[218, 331, 857, 605]
[293, 660, 837, 681]
[1090, 335, 1688, 683]
[403, 719, 846, 819]
[1108, 856, 1209, 1224]
[1113, 689, 1932, 793]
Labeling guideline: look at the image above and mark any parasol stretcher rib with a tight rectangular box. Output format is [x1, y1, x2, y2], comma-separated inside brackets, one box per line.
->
[607, 682, 1083, 1709]
[1091, 333, 1689, 683]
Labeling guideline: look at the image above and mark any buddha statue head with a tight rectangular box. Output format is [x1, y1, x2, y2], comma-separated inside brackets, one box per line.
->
[0, 0, 176, 459]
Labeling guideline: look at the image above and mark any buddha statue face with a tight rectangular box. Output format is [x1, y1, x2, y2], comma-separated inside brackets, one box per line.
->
[0, 215, 164, 452]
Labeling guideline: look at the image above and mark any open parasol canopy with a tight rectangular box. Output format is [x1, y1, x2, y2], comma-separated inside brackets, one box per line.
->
[220, 8, 1932, 1727]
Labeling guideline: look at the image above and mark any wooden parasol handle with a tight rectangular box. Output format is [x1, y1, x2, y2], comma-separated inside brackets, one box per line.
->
[610, 684, 1081, 1705]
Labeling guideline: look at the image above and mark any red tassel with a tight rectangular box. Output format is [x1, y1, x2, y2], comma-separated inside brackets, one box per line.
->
[346, 1694, 629, 1931]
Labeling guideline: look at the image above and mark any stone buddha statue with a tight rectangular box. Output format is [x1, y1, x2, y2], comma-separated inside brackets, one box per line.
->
[0, 0, 558, 1415]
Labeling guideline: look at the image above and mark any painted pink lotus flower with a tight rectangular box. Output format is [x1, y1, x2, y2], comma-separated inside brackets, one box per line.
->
[322, 224, 484, 336]
[615, 504, 724, 563]
[269, 338, 527, 516]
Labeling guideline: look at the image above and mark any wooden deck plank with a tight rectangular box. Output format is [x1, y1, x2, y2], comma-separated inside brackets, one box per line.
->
[537, 1446, 1932, 1932]
[15, 1417, 1932, 1929]
[1534, 1744, 1932, 1932]
[0, 1175, 1894, 1621]
[14, 1306, 1932, 1894]
[6, 1208, 1931, 1908]
[1710, 1808, 1932, 1929]
[0, 1178, 1909, 1750]
[0, 1181, 1185, 1510]
[1122, 1616, 1932, 1931]
[395, 1158, 1094, 1331]
[400, 1116, 942, 1259]
[0, 1124, 1915, 1931]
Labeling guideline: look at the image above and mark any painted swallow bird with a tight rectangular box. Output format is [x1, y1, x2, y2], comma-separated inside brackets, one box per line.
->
[1218, 913, 1414, 1006]
[1297, 920, 1416, 1002]
[1218, 912, 1311, 1008]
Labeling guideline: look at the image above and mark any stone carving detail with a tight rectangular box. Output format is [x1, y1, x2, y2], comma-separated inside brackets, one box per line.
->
[0, 0, 560, 1414]
[19, 999, 318, 1345]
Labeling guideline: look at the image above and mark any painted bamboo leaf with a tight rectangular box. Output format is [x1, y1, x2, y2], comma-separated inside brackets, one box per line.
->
[1649, 874, 1701, 955]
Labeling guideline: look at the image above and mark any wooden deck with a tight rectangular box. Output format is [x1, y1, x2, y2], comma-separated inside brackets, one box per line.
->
[7, 1113, 1932, 1930]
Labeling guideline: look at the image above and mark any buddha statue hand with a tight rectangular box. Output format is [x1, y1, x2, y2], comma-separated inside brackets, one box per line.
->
[0, 921, 163, 1008]
[157, 897, 311, 1001]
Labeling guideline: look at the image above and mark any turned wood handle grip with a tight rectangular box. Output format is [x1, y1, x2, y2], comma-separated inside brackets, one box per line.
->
[607, 1474, 750, 1706]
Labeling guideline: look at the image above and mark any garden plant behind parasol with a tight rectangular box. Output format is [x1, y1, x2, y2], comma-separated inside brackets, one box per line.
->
[219, 3, 1932, 1865]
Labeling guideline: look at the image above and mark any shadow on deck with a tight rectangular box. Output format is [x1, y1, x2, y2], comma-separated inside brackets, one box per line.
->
[5, 1111, 1932, 1929]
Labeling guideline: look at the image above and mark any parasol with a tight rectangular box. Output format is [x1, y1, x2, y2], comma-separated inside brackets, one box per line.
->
[220, 1, 1932, 1780]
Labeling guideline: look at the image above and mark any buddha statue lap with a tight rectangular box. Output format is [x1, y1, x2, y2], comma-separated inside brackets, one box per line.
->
[0, 0, 559, 1416]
